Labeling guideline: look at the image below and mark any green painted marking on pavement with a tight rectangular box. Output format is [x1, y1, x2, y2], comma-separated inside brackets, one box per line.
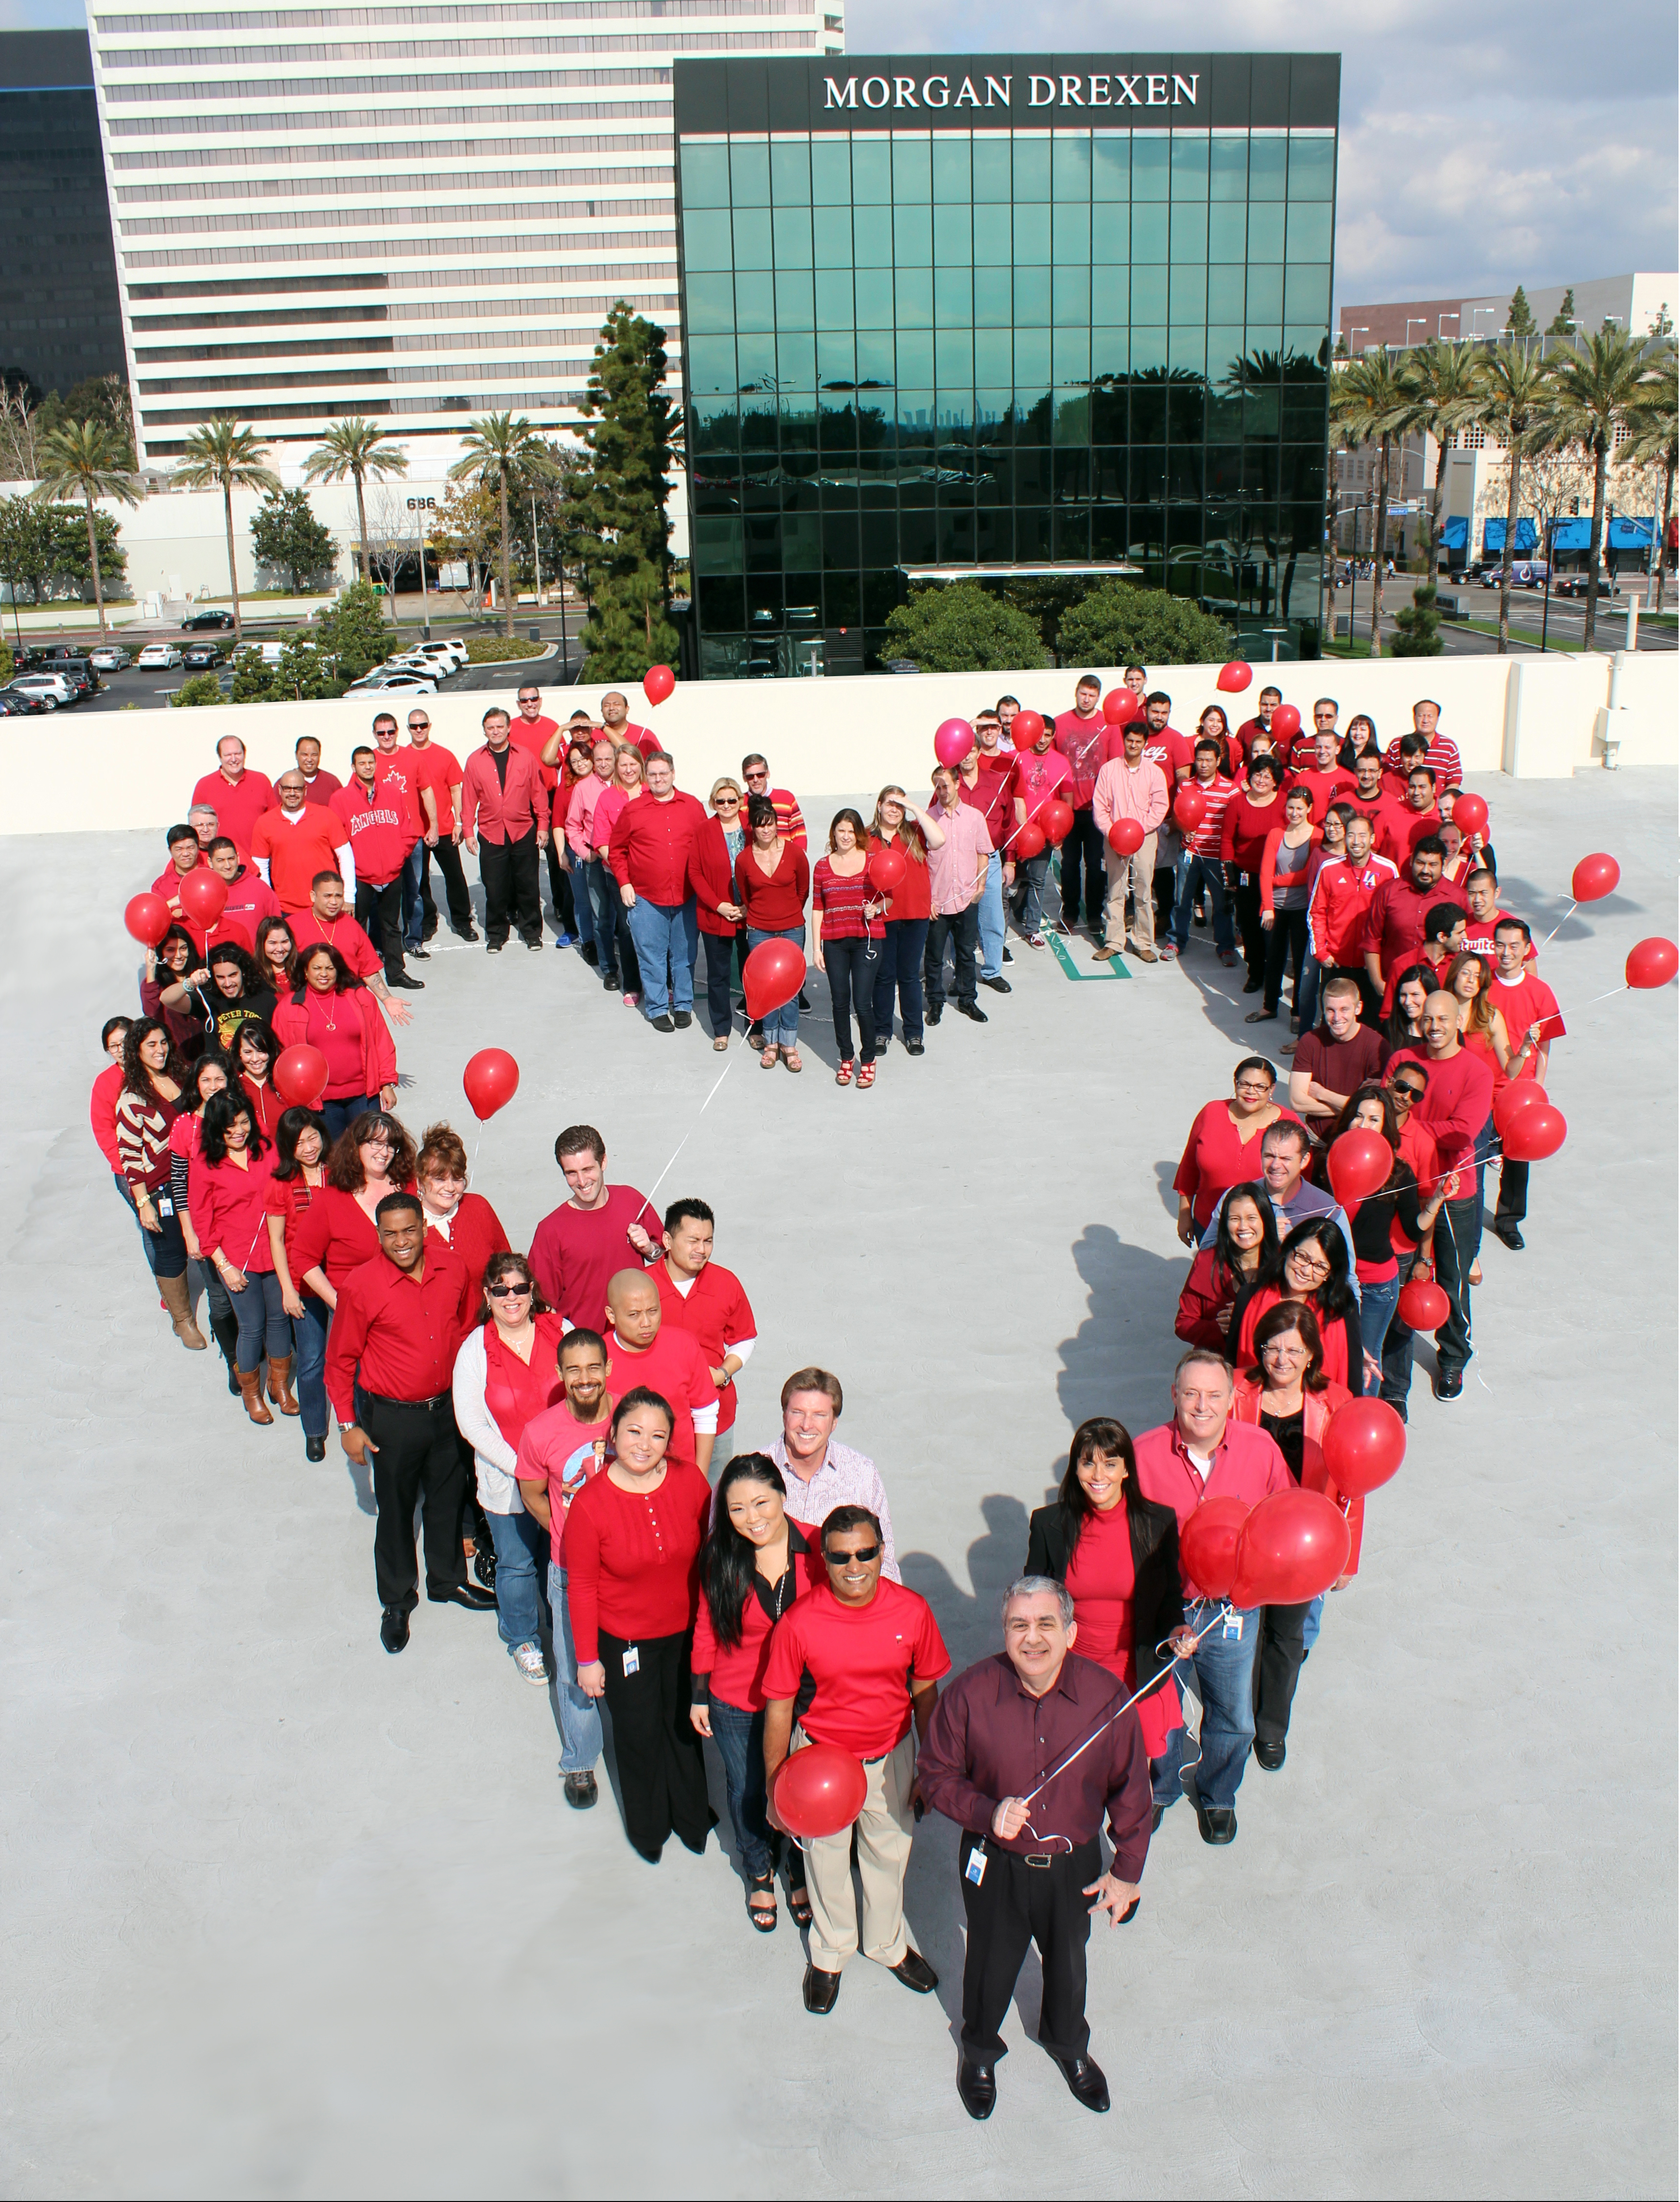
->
[1046, 929, 1129, 980]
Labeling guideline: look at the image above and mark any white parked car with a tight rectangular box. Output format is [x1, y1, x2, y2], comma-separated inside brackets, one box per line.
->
[345, 670, 438, 695]
[412, 637, 469, 669]
[89, 645, 131, 671]
[8, 673, 73, 706]
[386, 643, 466, 675]
[136, 643, 184, 669]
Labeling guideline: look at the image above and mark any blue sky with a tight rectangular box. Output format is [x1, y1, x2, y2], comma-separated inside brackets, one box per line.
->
[11, 0, 1676, 313]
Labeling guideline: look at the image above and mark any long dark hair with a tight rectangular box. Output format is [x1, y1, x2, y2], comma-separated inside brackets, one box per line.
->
[701, 1453, 788, 1652]
[200, 1087, 268, 1165]
[122, 1015, 187, 1101]
[325, 1109, 417, 1191]
[1384, 961, 1435, 1046]
[1055, 1416, 1141, 1567]
[291, 941, 361, 1001]
[272, 1104, 329, 1182]
[207, 940, 260, 999]
[1213, 1179, 1279, 1287]
[1260, 1217, 1358, 1322]
[232, 1016, 278, 1078]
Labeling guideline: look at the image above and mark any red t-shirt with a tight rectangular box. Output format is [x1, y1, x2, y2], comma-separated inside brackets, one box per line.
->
[868, 832, 931, 922]
[602, 1324, 719, 1472]
[653, 1258, 756, 1433]
[1053, 709, 1108, 807]
[1009, 746, 1074, 827]
[527, 1186, 660, 1330]
[508, 716, 561, 799]
[1288, 766, 1357, 825]
[250, 804, 350, 911]
[1125, 726, 1191, 785]
[191, 768, 275, 850]
[290, 908, 382, 981]
[1488, 971, 1566, 1058]
[330, 777, 414, 886]
[761, 1579, 951, 1758]
[400, 740, 465, 834]
[1379, 803, 1443, 868]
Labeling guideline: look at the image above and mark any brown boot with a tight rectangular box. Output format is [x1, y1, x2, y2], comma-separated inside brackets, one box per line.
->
[236, 1368, 274, 1425]
[266, 1354, 300, 1416]
[159, 1270, 207, 1350]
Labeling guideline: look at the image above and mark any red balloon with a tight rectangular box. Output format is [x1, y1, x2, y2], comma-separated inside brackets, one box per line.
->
[1270, 702, 1302, 741]
[771, 1742, 867, 1840]
[1492, 1079, 1548, 1135]
[1013, 708, 1046, 747]
[1326, 1127, 1392, 1206]
[1102, 687, 1141, 726]
[1321, 1397, 1408, 1497]
[742, 937, 805, 1021]
[1451, 791, 1488, 838]
[273, 1045, 330, 1111]
[1179, 1495, 1252, 1601]
[933, 717, 975, 768]
[1039, 798, 1075, 847]
[866, 843, 908, 894]
[1216, 659, 1253, 694]
[178, 870, 228, 926]
[463, 1047, 520, 1122]
[124, 892, 172, 947]
[1626, 936, 1679, 990]
[1013, 821, 1047, 860]
[1502, 1102, 1566, 1162]
[643, 663, 675, 707]
[1395, 1276, 1451, 1334]
[1106, 816, 1145, 856]
[1230, 1487, 1351, 1607]
[1571, 851, 1620, 903]
[1172, 786, 1208, 833]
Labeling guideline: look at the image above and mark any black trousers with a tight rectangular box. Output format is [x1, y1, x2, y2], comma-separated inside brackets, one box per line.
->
[700, 929, 743, 1038]
[415, 837, 474, 933]
[361, 1391, 468, 1612]
[478, 828, 542, 946]
[924, 905, 979, 1008]
[1234, 877, 1266, 984]
[1263, 907, 1310, 1014]
[542, 826, 575, 934]
[1059, 807, 1107, 928]
[598, 1627, 711, 1855]
[958, 1832, 1098, 2063]
[1495, 1155, 1528, 1225]
[356, 874, 407, 979]
[1255, 1599, 1311, 1746]
[823, 934, 877, 1062]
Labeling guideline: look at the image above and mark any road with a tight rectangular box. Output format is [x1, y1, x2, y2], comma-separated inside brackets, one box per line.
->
[1324, 572, 1675, 656]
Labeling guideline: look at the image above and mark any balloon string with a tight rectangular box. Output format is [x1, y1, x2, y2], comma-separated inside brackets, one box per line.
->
[1536, 899, 1578, 950]
[641, 1019, 751, 1213]
[1016, 1617, 1226, 1809]
[1577, 983, 1629, 1008]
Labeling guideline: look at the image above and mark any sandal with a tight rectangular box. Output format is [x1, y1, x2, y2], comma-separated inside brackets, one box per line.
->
[857, 1062, 876, 1089]
[835, 1059, 854, 1086]
[787, 1879, 813, 1928]
[782, 1049, 803, 1073]
[759, 1044, 780, 1068]
[746, 1870, 778, 1933]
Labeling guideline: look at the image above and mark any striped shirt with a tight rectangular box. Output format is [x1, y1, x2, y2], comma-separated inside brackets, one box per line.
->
[812, 856, 884, 939]
[115, 1085, 182, 1193]
[1184, 772, 1239, 858]
[1382, 733, 1463, 786]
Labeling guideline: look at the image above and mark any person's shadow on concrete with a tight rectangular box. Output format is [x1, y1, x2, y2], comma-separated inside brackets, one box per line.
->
[1057, 1221, 1195, 1438]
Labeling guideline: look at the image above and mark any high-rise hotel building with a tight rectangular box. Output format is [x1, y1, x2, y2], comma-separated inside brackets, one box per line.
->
[87, 0, 843, 464]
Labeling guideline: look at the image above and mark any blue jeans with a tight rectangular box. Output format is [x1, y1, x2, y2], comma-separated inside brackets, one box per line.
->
[228, 1269, 291, 1371]
[872, 916, 929, 1044]
[1015, 851, 1052, 935]
[977, 849, 1005, 978]
[585, 858, 619, 971]
[1152, 1598, 1259, 1812]
[1172, 851, 1236, 955]
[401, 840, 425, 951]
[1295, 951, 1323, 1033]
[1358, 1274, 1401, 1395]
[321, 1096, 377, 1143]
[746, 924, 805, 1045]
[293, 1291, 330, 1438]
[1301, 1591, 1326, 1654]
[626, 896, 698, 1018]
[487, 1508, 550, 1655]
[546, 1561, 604, 1773]
[568, 853, 596, 956]
[708, 1694, 776, 1880]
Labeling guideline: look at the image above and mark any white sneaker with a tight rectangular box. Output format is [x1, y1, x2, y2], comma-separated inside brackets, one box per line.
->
[1029, 933, 1046, 949]
[513, 1642, 548, 1686]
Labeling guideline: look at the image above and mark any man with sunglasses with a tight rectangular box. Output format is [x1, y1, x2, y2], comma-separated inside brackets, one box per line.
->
[399, 708, 475, 946]
[1384, 1060, 1441, 1196]
[762, 1505, 949, 2015]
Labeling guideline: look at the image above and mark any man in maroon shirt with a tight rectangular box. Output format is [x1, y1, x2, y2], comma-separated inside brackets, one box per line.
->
[294, 735, 341, 806]
[1053, 673, 1109, 936]
[1363, 837, 1468, 1011]
[324, 1192, 493, 1652]
[331, 741, 424, 990]
[611, 750, 707, 1029]
[1288, 977, 1386, 1140]
[527, 1124, 659, 1328]
[1233, 683, 1281, 763]
[460, 706, 547, 952]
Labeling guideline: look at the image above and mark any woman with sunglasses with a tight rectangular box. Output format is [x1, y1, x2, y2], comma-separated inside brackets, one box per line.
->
[1228, 1217, 1363, 1393]
[688, 776, 749, 1050]
[189, 1091, 290, 1424]
[452, 1252, 567, 1686]
[271, 942, 397, 1140]
[265, 1105, 332, 1458]
[867, 784, 945, 1058]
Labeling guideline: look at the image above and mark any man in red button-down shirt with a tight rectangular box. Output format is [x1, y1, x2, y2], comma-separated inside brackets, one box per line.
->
[1133, 1350, 1291, 1844]
[324, 1192, 490, 1653]
[611, 751, 707, 1027]
[460, 706, 548, 952]
[191, 734, 274, 853]
[1363, 838, 1468, 1010]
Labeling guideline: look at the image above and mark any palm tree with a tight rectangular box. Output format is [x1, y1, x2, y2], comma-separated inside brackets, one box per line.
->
[1550, 327, 1663, 648]
[172, 418, 280, 640]
[1329, 352, 1410, 655]
[447, 413, 556, 637]
[1477, 345, 1557, 654]
[28, 419, 141, 634]
[1621, 352, 1678, 610]
[301, 418, 409, 614]
[1395, 341, 1487, 586]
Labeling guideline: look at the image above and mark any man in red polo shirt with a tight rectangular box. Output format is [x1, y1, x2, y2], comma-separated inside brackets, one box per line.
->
[506, 682, 567, 938]
[1133, 1349, 1292, 1841]
[331, 742, 422, 988]
[1363, 838, 1468, 1010]
[191, 734, 274, 853]
[603, 688, 661, 761]
[958, 709, 1016, 989]
[1487, 917, 1565, 1252]
[652, 1197, 755, 1471]
[399, 704, 475, 946]
[251, 768, 352, 912]
[204, 834, 280, 951]
[602, 1268, 719, 1475]
[288, 872, 413, 1026]
[527, 1123, 659, 1326]
[611, 751, 707, 1029]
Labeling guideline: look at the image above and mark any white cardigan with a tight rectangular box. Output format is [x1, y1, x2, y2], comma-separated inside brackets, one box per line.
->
[450, 1326, 526, 1516]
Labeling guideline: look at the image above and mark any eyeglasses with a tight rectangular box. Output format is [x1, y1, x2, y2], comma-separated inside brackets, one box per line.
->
[823, 1544, 881, 1565]
[1288, 1253, 1332, 1278]
[487, 1281, 532, 1299]
[1393, 1084, 1426, 1102]
[714, 795, 739, 806]
[408, 719, 429, 730]
[518, 695, 540, 704]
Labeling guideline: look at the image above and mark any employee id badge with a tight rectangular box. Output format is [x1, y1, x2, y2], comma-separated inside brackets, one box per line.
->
[156, 1196, 174, 1217]
[1221, 1608, 1244, 1641]
[964, 1841, 987, 1887]
[622, 1644, 640, 1677]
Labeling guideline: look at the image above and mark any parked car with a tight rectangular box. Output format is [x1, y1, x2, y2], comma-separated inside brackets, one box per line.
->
[383, 652, 460, 680]
[181, 609, 235, 630]
[397, 638, 469, 671]
[136, 643, 184, 669]
[344, 669, 438, 695]
[89, 645, 131, 671]
[181, 641, 225, 669]
[6, 673, 74, 707]
[1554, 571, 1620, 597]
[0, 687, 52, 714]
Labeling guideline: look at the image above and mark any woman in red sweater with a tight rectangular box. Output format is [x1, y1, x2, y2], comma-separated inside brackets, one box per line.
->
[727, 795, 811, 1070]
[189, 1090, 290, 1424]
[414, 1121, 511, 1322]
[568, 1387, 714, 1862]
[688, 777, 748, 1050]
[1173, 1055, 1296, 1240]
[691, 1454, 826, 1931]
[265, 1106, 332, 1458]
[1175, 1179, 1278, 1349]
[867, 784, 945, 1059]
[1220, 753, 1286, 994]
[291, 1110, 418, 1308]
[271, 943, 397, 1142]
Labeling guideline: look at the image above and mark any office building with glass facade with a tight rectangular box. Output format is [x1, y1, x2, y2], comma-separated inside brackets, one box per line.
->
[674, 53, 1339, 675]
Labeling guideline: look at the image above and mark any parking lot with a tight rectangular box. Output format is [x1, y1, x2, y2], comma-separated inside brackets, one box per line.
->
[1326, 571, 1675, 657]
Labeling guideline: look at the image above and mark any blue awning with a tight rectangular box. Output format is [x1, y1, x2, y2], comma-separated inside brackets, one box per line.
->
[1483, 518, 1538, 553]
[1548, 518, 1592, 552]
[1608, 516, 1654, 547]
[1440, 516, 1469, 551]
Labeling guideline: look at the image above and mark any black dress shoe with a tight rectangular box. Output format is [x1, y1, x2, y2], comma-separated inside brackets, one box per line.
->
[904, 1038, 926, 1056]
[387, 971, 425, 989]
[632, 1842, 663, 1864]
[1496, 1222, 1525, 1250]
[1049, 2051, 1110, 2114]
[602, 971, 620, 989]
[580, 942, 600, 966]
[980, 975, 1012, 993]
[380, 1606, 410, 1654]
[428, 1582, 497, 1609]
[1242, 975, 1263, 994]
[650, 1013, 676, 1033]
[956, 999, 988, 1022]
[1195, 1799, 1238, 1845]
[407, 944, 431, 960]
[306, 1433, 326, 1462]
[957, 2059, 996, 2120]
[563, 1771, 598, 1809]
[672, 1009, 693, 1029]
[1433, 1367, 1464, 1400]
[803, 1963, 840, 2014]
[1253, 1738, 1287, 1771]
[454, 924, 480, 943]
[1151, 1803, 1163, 1832]
[925, 1006, 943, 1024]
[1002, 945, 1014, 962]
[797, 991, 811, 1010]
[488, 941, 505, 953]
[889, 1948, 938, 1993]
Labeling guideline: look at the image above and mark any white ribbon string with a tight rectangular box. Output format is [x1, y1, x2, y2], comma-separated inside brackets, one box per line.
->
[1016, 1618, 1225, 1810]
[641, 1019, 752, 1213]
[1535, 897, 1579, 950]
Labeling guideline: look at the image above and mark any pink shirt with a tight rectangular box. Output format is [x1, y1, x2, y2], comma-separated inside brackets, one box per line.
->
[1092, 756, 1170, 837]
[565, 773, 612, 861]
[1132, 1419, 1294, 1602]
[925, 802, 993, 915]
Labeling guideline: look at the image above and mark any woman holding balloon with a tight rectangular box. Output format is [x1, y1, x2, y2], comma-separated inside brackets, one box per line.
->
[867, 786, 945, 1055]
[271, 943, 397, 1140]
[1005, 715, 1069, 945]
[727, 796, 811, 1071]
[811, 807, 883, 1087]
[1324, 1085, 1445, 1390]
[265, 1105, 332, 1459]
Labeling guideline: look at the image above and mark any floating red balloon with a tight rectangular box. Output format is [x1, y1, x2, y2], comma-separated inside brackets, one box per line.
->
[273, 1044, 330, 1111]
[1571, 852, 1619, 902]
[1626, 937, 1679, 990]
[1178, 1495, 1251, 1601]
[178, 870, 229, 926]
[933, 717, 975, 768]
[1321, 1397, 1409, 1497]
[1102, 687, 1141, 726]
[772, 1742, 867, 1840]
[1492, 1079, 1548, 1136]
[1106, 816, 1145, 856]
[1231, 1487, 1351, 1607]
[125, 891, 172, 947]
[1451, 791, 1488, 838]
[463, 1047, 520, 1122]
[866, 843, 908, 894]
[1270, 702, 1302, 741]
[1172, 786, 1208, 833]
[1502, 1102, 1566, 1162]
[1039, 798, 1075, 847]
[1395, 1275, 1451, 1333]
[1013, 821, 1047, 860]
[1013, 708, 1046, 747]
[742, 937, 805, 1020]
[1326, 1127, 1392, 1206]
[1216, 660, 1253, 694]
[642, 663, 675, 707]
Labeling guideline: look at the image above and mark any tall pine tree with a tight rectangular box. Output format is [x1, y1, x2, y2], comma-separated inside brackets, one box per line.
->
[1507, 286, 1538, 343]
[575, 304, 682, 680]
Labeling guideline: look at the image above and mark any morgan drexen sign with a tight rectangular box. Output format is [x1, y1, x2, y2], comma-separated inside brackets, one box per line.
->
[820, 67, 1204, 114]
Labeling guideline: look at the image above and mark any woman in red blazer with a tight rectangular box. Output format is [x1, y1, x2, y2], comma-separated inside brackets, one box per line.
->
[271, 943, 397, 1141]
[687, 777, 748, 1050]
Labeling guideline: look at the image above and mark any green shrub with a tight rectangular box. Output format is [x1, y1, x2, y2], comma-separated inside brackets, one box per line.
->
[1390, 584, 1444, 657]
[169, 672, 224, 708]
[464, 636, 556, 664]
[882, 582, 1051, 672]
[1056, 583, 1233, 667]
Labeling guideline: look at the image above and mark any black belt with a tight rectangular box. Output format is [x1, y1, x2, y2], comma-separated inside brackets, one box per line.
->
[362, 1388, 452, 1412]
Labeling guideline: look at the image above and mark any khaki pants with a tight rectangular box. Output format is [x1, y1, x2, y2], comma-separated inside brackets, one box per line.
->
[1103, 833, 1157, 952]
[799, 1729, 915, 1974]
